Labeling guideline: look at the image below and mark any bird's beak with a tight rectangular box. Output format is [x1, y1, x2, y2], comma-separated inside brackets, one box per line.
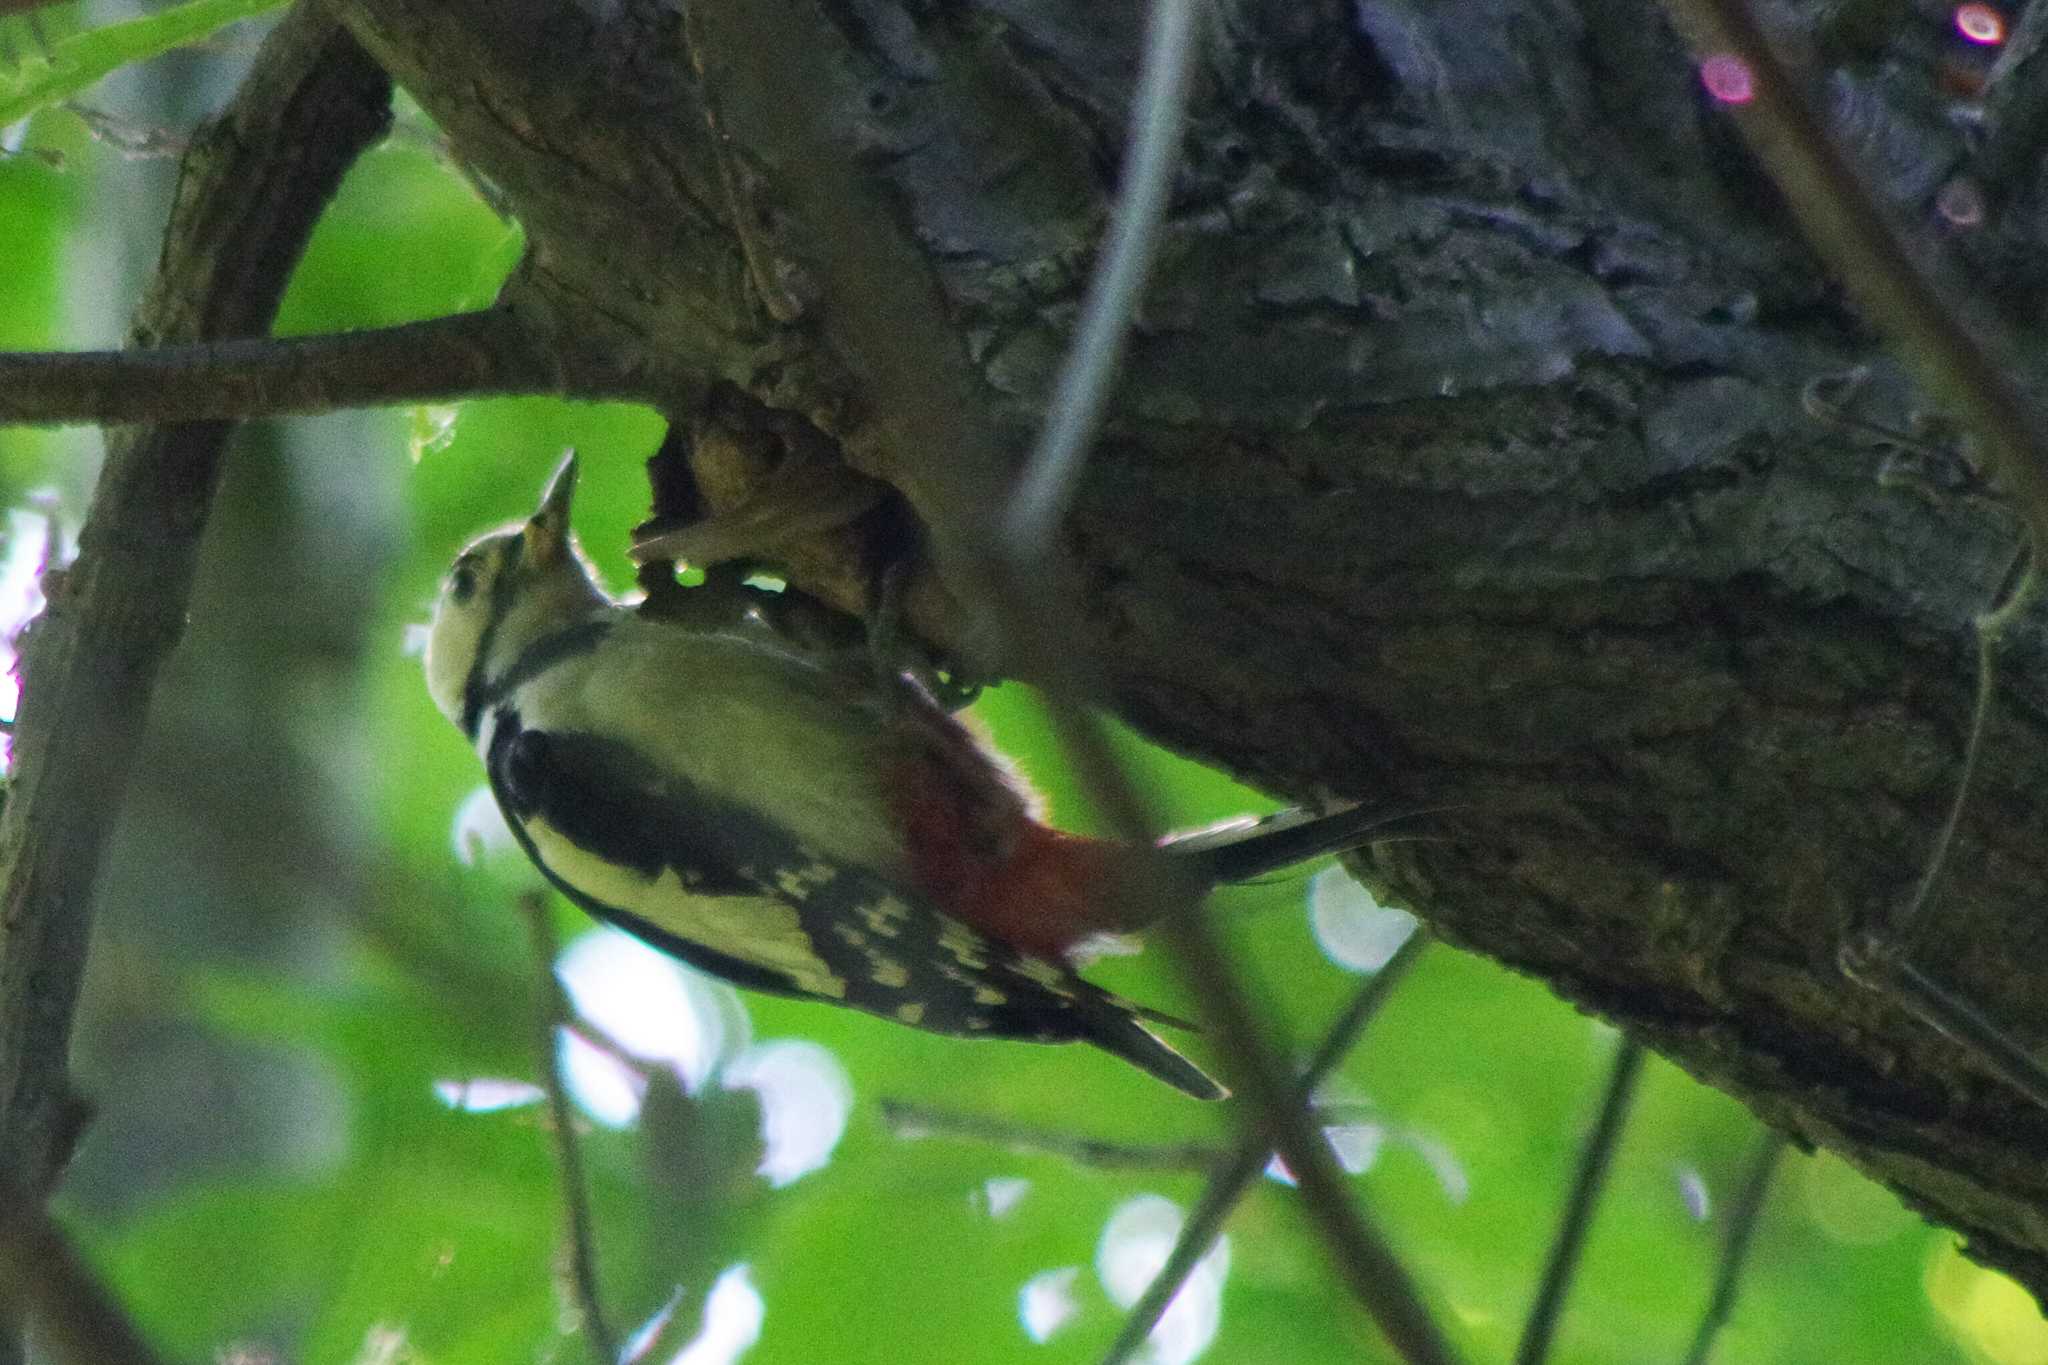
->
[526, 450, 579, 565]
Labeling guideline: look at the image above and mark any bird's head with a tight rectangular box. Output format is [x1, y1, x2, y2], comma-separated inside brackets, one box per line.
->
[424, 452, 609, 733]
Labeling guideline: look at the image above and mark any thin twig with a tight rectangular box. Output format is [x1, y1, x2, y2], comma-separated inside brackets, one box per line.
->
[1680, 1131, 1785, 1365]
[0, 308, 611, 428]
[0, 1184, 165, 1365]
[999, 0, 1203, 554]
[518, 894, 620, 1365]
[1513, 1037, 1646, 1365]
[1103, 933, 1434, 1365]
[880, 1100, 1225, 1172]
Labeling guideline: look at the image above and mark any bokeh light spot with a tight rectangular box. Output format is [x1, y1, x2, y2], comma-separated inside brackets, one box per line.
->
[1097, 1195, 1229, 1365]
[557, 1027, 644, 1128]
[1675, 1163, 1712, 1221]
[0, 507, 55, 772]
[558, 928, 745, 1093]
[1929, 1240, 2048, 1365]
[450, 786, 519, 868]
[431, 1077, 544, 1113]
[983, 1176, 1031, 1218]
[1700, 53, 1754, 104]
[1956, 3, 2007, 44]
[1937, 177, 1987, 228]
[722, 1039, 852, 1188]
[1309, 869, 1418, 972]
[672, 1265, 765, 1365]
[1324, 1121, 1386, 1175]
[1019, 1266, 1080, 1343]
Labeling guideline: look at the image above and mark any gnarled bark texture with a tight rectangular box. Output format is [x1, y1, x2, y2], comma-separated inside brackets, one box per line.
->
[333, 0, 2048, 1293]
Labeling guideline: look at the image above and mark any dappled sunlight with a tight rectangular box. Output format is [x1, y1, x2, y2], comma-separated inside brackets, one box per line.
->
[1096, 1195, 1228, 1365]
[721, 1040, 852, 1188]
[430, 1077, 544, 1113]
[449, 785, 520, 868]
[1323, 1120, 1386, 1175]
[1309, 869, 1417, 972]
[557, 928, 747, 1096]
[558, 1026, 644, 1129]
[980, 1176, 1031, 1219]
[670, 1265, 765, 1365]
[1018, 1266, 1080, 1343]
[1928, 1241, 2048, 1365]
[1675, 1164, 1712, 1221]
[0, 504, 55, 769]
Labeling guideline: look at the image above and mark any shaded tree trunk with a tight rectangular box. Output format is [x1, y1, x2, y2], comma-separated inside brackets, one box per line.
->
[327, 0, 2048, 1292]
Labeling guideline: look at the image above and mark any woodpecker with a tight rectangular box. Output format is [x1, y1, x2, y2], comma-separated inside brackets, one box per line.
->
[425, 455, 1400, 1099]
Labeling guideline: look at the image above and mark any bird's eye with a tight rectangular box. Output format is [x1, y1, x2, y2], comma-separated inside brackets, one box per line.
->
[449, 562, 478, 604]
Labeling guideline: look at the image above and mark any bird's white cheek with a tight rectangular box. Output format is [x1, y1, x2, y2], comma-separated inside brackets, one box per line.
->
[422, 605, 485, 727]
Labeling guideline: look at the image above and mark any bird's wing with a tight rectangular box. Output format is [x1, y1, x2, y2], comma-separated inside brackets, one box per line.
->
[483, 709, 1222, 1097]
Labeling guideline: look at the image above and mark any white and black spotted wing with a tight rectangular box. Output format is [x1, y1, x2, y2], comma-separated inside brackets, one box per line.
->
[484, 707, 1223, 1099]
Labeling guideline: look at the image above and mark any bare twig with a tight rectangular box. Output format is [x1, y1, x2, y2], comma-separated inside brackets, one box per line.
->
[1680, 1131, 1785, 1365]
[1513, 1037, 1646, 1365]
[518, 893, 621, 1365]
[880, 1099, 1226, 1172]
[999, 0, 1203, 555]
[0, 18, 391, 1365]
[0, 308, 609, 428]
[1104, 932, 1435, 1365]
[0, 1184, 165, 1365]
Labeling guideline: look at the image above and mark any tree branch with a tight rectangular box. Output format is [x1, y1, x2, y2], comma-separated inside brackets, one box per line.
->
[0, 0, 391, 1278]
[1102, 933, 1435, 1365]
[0, 308, 632, 427]
[0, 1182, 165, 1365]
[518, 894, 619, 1365]
[1513, 1038, 1646, 1365]
[880, 1100, 1226, 1172]
[1681, 1131, 1786, 1365]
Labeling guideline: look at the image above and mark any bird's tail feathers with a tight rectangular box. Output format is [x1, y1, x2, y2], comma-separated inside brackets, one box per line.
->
[1074, 989, 1226, 1100]
[1163, 802, 1431, 885]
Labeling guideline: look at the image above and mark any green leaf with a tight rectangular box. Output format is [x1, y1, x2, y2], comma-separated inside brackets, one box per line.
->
[0, 0, 290, 129]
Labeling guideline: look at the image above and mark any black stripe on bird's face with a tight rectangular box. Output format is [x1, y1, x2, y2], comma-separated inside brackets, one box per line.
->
[457, 538, 525, 741]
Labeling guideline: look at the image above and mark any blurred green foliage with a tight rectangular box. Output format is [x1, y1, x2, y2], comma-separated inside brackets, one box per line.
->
[0, 0, 286, 127]
[0, 10, 2030, 1364]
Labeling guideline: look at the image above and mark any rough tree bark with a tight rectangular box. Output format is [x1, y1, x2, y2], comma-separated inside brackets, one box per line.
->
[183, 0, 2048, 1296]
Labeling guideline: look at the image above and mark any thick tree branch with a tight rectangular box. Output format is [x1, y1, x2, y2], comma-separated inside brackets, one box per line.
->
[231, 0, 2048, 1308]
[0, 0, 391, 1232]
[0, 308, 638, 427]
